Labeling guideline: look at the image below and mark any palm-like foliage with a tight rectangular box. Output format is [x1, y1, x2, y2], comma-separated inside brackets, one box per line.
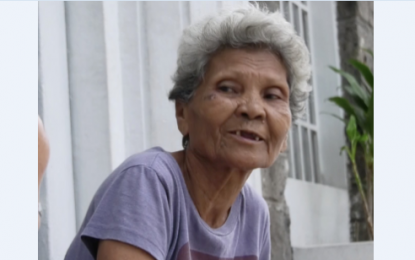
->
[329, 50, 374, 239]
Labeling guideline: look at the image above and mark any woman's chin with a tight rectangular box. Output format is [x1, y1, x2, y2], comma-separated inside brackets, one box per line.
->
[224, 154, 270, 171]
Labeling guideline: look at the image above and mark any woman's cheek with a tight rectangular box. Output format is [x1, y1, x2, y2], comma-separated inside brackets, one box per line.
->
[202, 92, 218, 101]
[205, 94, 237, 114]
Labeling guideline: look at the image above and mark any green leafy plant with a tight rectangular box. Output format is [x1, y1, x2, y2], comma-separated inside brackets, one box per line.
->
[328, 50, 373, 239]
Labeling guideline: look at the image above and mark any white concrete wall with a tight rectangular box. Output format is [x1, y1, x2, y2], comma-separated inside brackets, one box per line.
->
[285, 179, 349, 247]
[65, 1, 114, 227]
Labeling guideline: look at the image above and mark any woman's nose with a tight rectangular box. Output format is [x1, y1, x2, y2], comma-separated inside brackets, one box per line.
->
[235, 94, 265, 121]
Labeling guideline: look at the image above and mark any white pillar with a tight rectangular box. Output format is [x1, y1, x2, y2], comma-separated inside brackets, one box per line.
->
[39, 2, 77, 259]
[145, 2, 184, 151]
[103, 2, 126, 169]
[65, 1, 112, 226]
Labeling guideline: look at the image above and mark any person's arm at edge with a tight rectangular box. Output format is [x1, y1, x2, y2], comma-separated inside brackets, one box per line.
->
[38, 116, 50, 228]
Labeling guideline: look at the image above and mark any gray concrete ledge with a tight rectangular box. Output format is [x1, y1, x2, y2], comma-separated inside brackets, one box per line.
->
[293, 242, 373, 260]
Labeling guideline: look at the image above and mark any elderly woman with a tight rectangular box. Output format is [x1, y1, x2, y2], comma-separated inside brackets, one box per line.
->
[65, 4, 310, 260]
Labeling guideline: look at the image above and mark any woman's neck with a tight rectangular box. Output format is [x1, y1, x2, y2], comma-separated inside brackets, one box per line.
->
[171, 149, 251, 228]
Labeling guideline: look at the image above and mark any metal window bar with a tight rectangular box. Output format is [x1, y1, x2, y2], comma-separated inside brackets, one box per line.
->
[306, 127, 315, 182]
[305, 2, 323, 183]
[302, 10, 310, 49]
[253, 1, 280, 12]
[301, 127, 312, 182]
[311, 131, 321, 183]
[292, 124, 303, 180]
[293, 3, 309, 123]
[308, 82, 316, 125]
[280, 1, 291, 22]
[296, 124, 306, 180]
[293, 3, 300, 33]
[289, 1, 294, 24]
[296, 4, 312, 125]
[275, 1, 322, 184]
[288, 127, 296, 178]
[294, 120, 318, 132]
[292, 1, 308, 11]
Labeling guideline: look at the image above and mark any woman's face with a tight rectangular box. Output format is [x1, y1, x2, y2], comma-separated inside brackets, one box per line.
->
[177, 48, 291, 170]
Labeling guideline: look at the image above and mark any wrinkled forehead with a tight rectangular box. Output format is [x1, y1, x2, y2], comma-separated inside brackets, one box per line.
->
[204, 47, 289, 86]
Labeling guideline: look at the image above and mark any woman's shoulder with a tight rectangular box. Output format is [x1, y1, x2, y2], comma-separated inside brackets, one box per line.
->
[242, 183, 270, 220]
[117, 147, 180, 178]
[120, 146, 170, 168]
[77, 147, 182, 259]
[241, 183, 271, 248]
[97, 147, 182, 196]
[88, 147, 184, 215]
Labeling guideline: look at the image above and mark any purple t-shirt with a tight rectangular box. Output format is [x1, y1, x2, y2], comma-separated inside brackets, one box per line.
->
[65, 147, 271, 260]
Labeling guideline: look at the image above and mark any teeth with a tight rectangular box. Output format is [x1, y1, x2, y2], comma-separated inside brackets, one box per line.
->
[234, 130, 261, 141]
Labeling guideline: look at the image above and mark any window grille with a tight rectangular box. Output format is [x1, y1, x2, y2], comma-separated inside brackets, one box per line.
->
[256, 1, 321, 183]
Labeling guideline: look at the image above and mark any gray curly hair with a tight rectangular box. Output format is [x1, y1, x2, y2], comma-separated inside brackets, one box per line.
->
[169, 3, 311, 120]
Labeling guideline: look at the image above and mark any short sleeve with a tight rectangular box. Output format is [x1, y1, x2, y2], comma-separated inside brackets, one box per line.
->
[81, 166, 172, 260]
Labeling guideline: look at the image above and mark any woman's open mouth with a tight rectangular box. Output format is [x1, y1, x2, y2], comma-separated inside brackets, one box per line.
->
[229, 130, 264, 142]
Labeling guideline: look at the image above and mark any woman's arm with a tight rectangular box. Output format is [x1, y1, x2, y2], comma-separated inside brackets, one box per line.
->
[97, 240, 156, 260]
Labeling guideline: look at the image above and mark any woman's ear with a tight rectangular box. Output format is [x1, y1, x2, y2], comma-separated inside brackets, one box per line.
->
[175, 101, 189, 137]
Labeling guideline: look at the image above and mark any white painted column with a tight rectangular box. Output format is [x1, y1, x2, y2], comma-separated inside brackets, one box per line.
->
[65, 1, 113, 226]
[145, 2, 184, 151]
[38, 2, 77, 259]
[118, 1, 150, 155]
[103, 2, 126, 169]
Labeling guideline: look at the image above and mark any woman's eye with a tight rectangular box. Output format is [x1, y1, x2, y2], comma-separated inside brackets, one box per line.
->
[218, 86, 235, 93]
[264, 93, 280, 100]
